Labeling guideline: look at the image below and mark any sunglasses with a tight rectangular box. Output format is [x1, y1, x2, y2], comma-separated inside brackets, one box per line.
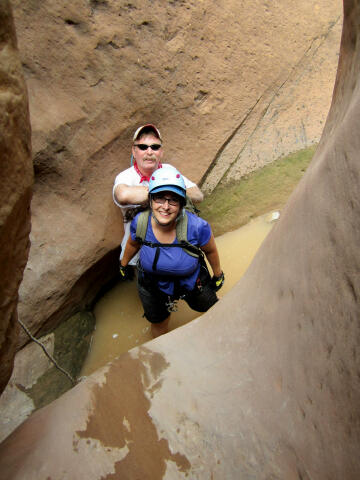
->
[152, 195, 180, 206]
[134, 143, 162, 151]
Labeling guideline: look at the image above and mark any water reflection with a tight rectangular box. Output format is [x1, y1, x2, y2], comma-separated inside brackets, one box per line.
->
[81, 212, 278, 375]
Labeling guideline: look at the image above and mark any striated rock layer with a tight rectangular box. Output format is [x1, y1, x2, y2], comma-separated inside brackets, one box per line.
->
[11, 0, 342, 344]
[0, 1, 359, 478]
[0, 1, 32, 394]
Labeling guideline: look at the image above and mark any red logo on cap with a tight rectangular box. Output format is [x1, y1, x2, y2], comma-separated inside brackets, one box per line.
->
[176, 174, 180, 178]
[151, 176, 155, 180]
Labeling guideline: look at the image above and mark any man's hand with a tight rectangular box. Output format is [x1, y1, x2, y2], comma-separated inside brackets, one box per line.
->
[186, 185, 204, 203]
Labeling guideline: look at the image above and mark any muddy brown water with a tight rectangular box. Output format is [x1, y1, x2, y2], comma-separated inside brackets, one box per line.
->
[81, 212, 278, 376]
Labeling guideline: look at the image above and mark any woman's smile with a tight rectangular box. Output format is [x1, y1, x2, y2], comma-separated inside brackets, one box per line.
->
[153, 206, 178, 224]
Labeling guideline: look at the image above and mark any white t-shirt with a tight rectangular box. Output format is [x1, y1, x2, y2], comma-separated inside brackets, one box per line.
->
[113, 163, 196, 265]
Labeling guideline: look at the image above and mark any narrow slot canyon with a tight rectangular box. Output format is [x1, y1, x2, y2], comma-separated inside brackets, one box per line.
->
[2, 0, 360, 479]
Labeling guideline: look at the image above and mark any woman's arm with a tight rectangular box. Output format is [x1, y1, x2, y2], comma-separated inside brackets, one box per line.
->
[200, 233, 222, 277]
[120, 236, 141, 267]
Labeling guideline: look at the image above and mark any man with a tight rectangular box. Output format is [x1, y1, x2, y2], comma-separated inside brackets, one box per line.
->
[113, 124, 203, 265]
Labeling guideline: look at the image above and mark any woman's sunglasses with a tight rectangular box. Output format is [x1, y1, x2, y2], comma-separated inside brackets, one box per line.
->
[152, 195, 180, 206]
[134, 143, 162, 151]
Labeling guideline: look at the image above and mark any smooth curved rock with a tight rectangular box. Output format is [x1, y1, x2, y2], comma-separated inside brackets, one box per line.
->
[0, 1, 32, 394]
[12, 0, 341, 345]
[0, 1, 359, 478]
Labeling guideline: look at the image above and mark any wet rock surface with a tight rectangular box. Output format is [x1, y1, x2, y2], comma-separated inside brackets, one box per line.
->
[10, 0, 341, 345]
[0, 311, 95, 442]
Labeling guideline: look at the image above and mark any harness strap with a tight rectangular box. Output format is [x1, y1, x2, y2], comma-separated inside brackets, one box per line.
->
[152, 247, 160, 271]
[135, 238, 203, 256]
[138, 268, 190, 302]
[135, 209, 201, 262]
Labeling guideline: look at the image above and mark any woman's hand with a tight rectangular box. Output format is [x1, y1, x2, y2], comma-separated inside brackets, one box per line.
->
[210, 271, 225, 291]
[119, 264, 134, 281]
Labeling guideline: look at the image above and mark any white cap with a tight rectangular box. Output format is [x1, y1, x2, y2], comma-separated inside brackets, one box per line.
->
[133, 124, 162, 142]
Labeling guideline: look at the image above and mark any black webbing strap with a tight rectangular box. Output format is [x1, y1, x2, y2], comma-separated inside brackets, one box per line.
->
[136, 238, 202, 255]
[152, 247, 160, 271]
[135, 238, 204, 272]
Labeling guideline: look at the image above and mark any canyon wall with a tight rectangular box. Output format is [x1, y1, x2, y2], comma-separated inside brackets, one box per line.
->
[0, 1, 33, 393]
[11, 0, 342, 343]
[0, 1, 359, 478]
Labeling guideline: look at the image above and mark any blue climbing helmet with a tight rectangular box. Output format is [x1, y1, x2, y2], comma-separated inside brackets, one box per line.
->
[149, 166, 186, 200]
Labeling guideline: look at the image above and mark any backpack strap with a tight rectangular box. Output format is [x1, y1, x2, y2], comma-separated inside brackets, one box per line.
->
[176, 212, 187, 243]
[135, 210, 150, 243]
[184, 195, 200, 216]
[176, 213, 199, 258]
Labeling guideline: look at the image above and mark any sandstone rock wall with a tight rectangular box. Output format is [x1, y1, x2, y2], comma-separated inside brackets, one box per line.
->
[12, 0, 342, 343]
[0, 1, 33, 393]
[201, 18, 342, 191]
[1, 1, 360, 477]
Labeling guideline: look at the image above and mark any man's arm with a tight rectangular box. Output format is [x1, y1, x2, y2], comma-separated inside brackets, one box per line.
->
[186, 185, 204, 203]
[114, 184, 149, 206]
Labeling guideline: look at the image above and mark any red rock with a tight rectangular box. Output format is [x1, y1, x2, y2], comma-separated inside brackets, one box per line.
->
[0, 0, 32, 394]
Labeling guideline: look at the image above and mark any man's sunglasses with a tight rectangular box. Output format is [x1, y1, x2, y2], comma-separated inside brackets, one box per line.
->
[134, 143, 162, 151]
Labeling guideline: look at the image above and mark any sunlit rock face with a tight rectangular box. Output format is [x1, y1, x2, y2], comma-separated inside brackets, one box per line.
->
[0, 1, 32, 394]
[0, 1, 359, 477]
[11, 0, 341, 344]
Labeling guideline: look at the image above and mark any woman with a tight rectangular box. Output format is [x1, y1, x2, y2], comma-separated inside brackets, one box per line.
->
[120, 166, 224, 338]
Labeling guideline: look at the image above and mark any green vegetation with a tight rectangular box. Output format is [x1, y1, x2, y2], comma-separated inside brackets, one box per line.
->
[200, 145, 317, 236]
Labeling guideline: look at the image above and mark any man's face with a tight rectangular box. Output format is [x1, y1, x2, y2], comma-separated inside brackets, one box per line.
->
[132, 133, 163, 175]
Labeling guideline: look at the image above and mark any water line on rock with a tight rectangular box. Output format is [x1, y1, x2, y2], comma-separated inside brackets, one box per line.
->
[17, 318, 77, 386]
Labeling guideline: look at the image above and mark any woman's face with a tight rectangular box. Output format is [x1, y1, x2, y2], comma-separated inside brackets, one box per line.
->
[151, 191, 181, 226]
